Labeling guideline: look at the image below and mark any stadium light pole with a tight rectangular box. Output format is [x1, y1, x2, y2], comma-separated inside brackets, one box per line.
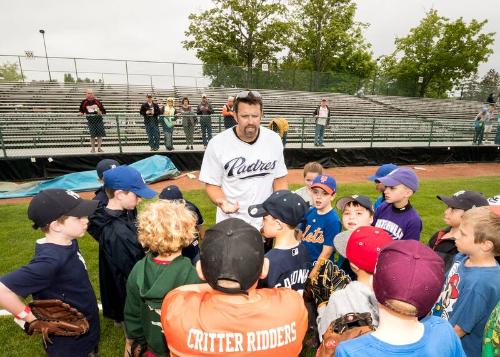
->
[39, 29, 52, 81]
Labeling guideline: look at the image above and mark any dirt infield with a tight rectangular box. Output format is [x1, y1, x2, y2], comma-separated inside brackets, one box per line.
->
[1, 163, 499, 205]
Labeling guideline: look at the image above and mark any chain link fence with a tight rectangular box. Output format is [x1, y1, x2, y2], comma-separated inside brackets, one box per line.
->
[0, 113, 493, 158]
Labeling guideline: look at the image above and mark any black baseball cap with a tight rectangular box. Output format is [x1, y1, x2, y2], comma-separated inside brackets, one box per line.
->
[336, 195, 374, 213]
[437, 190, 489, 210]
[159, 185, 183, 200]
[248, 190, 309, 226]
[96, 159, 119, 179]
[200, 218, 264, 295]
[28, 189, 98, 229]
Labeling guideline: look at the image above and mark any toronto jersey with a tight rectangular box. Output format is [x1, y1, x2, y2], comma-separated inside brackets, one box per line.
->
[258, 243, 312, 293]
[373, 202, 422, 240]
[432, 253, 500, 357]
[199, 127, 287, 229]
[300, 208, 342, 264]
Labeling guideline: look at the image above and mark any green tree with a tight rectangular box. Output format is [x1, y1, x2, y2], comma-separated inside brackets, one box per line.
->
[285, 0, 375, 80]
[183, 0, 291, 86]
[382, 9, 495, 98]
[0, 62, 24, 81]
[64, 73, 76, 83]
[480, 69, 500, 96]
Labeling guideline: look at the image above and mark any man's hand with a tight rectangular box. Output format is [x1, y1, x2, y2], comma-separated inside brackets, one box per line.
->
[215, 199, 240, 214]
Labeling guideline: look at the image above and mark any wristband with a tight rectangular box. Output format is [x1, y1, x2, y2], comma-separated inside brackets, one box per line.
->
[15, 306, 31, 320]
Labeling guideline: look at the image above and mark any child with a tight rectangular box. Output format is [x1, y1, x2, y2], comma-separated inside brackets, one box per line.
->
[0, 189, 100, 356]
[294, 161, 323, 204]
[335, 195, 375, 278]
[429, 190, 489, 272]
[87, 165, 157, 325]
[248, 190, 311, 293]
[317, 226, 393, 349]
[93, 158, 119, 206]
[160, 218, 308, 356]
[159, 185, 205, 263]
[124, 200, 202, 357]
[300, 174, 342, 277]
[367, 163, 398, 210]
[336, 240, 465, 356]
[432, 206, 500, 357]
[373, 167, 422, 241]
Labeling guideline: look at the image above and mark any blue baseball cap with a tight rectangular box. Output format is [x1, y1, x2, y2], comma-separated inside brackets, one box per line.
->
[368, 163, 398, 181]
[311, 175, 337, 194]
[376, 167, 419, 192]
[103, 165, 157, 199]
[248, 190, 309, 226]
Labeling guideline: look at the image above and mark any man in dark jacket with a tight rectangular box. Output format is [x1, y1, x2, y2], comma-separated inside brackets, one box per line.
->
[140, 94, 161, 151]
[79, 88, 107, 153]
[196, 93, 214, 148]
[87, 166, 156, 324]
[312, 98, 331, 147]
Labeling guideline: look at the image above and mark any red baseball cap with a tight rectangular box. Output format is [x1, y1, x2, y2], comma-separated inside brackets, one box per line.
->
[373, 240, 444, 317]
[345, 226, 393, 274]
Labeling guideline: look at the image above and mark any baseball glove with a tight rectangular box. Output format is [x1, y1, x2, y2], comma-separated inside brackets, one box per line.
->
[24, 299, 89, 347]
[304, 259, 351, 308]
[316, 312, 375, 357]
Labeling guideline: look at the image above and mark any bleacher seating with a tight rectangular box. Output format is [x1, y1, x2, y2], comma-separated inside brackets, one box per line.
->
[0, 81, 494, 156]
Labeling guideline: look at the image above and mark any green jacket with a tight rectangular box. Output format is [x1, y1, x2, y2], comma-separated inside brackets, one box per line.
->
[124, 253, 201, 356]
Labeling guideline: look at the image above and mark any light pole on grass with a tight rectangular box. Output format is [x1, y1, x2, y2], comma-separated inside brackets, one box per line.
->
[39, 29, 52, 81]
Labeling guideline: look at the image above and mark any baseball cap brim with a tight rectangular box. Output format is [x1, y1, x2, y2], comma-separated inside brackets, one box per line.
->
[375, 176, 401, 188]
[311, 183, 334, 194]
[367, 174, 379, 181]
[248, 204, 267, 218]
[436, 195, 463, 209]
[333, 230, 352, 258]
[131, 186, 157, 199]
[66, 199, 99, 218]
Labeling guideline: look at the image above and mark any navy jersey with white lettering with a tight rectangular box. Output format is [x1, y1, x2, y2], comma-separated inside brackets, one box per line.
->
[258, 243, 312, 293]
[0, 239, 99, 356]
[373, 202, 422, 240]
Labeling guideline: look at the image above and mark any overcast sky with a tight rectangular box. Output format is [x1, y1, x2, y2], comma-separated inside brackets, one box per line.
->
[1, 0, 498, 86]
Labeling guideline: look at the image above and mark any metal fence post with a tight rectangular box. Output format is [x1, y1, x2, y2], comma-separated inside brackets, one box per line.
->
[74, 58, 79, 80]
[125, 61, 129, 87]
[0, 125, 6, 158]
[17, 56, 25, 83]
[300, 117, 305, 149]
[370, 118, 376, 148]
[172, 63, 176, 88]
[218, 115, 222, 133]
[428, 120, 434, 147]
[115, 115, 123, 154]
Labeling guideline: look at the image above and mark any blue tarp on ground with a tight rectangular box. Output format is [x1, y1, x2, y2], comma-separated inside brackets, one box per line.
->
[0, 155, 179, 199]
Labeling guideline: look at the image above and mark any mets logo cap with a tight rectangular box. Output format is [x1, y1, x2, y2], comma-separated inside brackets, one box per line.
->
[311, 175, 337, 194]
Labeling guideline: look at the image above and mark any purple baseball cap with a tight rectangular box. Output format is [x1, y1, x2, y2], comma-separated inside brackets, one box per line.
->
[376, 167, 419, 192]
[368, 163, 398, 181]
[373, 240, 444, 318]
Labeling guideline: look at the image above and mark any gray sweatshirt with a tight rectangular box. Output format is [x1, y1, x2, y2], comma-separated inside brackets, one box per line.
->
[316, 281, 379, 340]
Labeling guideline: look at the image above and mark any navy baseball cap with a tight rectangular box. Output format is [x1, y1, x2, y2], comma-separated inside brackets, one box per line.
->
[159, 185, 183, 200]
[28, 189, 98, 229]
[376, 167, 419, 192]
[437, 190, 489, 210]
[248, 190, 309, 226]
[103, 165, 156, 199]
[96, 159, 119, 179]
[311, 175, 337, 194]
[336, 195, 374, 213]
[368, 164, 398, 181]
[200, 218, 264, 295]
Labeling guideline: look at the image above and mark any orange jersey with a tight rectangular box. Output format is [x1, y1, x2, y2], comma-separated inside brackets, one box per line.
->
[161, 287, 307, 356]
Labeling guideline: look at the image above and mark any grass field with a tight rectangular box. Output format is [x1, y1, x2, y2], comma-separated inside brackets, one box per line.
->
[0, 176, 498, 356]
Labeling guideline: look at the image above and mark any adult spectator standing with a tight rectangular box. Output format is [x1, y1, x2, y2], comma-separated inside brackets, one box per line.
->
[268, 117, 289, 147]
[473, 107, 488, 145]
[313, 98, 331, 147]
[79, 88, 107, 153]
[161, 97, 177, 151]
[179, 97, 196, 150]
[196, 93, 214, 148]
[486, 93, 496, 104]
[199, 90, 288, 229]
[484, 104, 497, 143]
[139, 94, 161, 151]
[221, 96, 236, 129]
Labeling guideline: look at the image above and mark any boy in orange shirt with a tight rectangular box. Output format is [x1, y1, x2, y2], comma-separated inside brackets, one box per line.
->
[161, 218, 308, 356]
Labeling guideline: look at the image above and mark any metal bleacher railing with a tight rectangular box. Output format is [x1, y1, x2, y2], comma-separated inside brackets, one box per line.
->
[0, 113, 484, 158]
